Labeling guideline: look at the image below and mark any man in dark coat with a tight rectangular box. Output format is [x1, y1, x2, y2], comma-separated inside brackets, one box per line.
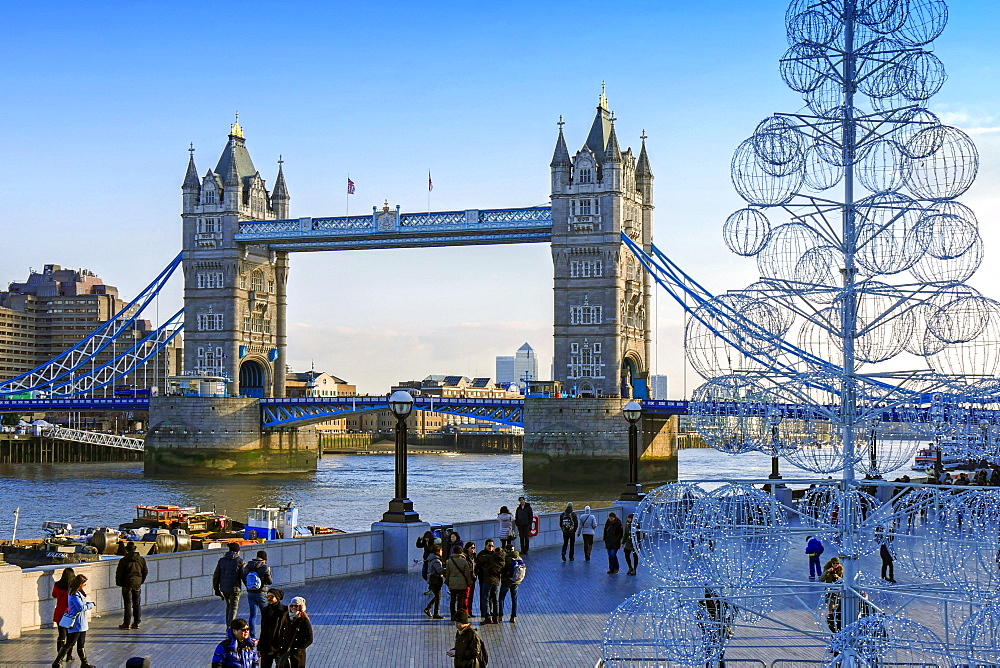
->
[447, 611, 488, 667]
[211, 617, 260, 668]
[258, 588, 288, 668]
[243, 550, 273, 638]
[115, 541, 148, 629]
[559, 503, 578, 561]
[473, 539, 504, 624]
[514, 496, 533, 554]
[213, 542, 246, 626]
[603, 512, 624, 574]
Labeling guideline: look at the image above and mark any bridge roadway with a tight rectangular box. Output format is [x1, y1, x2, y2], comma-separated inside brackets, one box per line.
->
[0, 397, 691, 429]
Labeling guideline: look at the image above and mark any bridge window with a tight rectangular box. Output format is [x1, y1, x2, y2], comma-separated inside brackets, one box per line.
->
[196, 346, 225, 375]
[197, 313, 224, 331]
[569, 305, 602, 325]
[198, 217, 219, 233]
[250, 270, 265, 292]
[578, 168, 593, 184]
[579, 199, 591, 216]
[203, 189, 217, 205]
[197, 272, 224, 289]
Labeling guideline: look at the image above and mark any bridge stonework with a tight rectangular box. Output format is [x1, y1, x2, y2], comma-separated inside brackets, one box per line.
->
[522, 398, 676, 486]
[144, 396, 318, 475]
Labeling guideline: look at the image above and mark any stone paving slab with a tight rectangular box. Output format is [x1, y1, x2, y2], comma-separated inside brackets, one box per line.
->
[0, 543, 648, 667]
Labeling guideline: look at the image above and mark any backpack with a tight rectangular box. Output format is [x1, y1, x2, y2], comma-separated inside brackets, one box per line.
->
[508, 558, 526, 584]
[246, 569, 262, 591]
[560, 513, 574, 531]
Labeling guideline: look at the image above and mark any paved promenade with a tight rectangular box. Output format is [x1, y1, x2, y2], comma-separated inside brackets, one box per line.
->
[0, 542, 650, 667]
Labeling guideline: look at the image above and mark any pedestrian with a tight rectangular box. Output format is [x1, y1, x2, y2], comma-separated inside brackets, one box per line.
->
[424, 544, 446, 619]
[212, 617, 260, 668]
[447, 611, 489, 667]
[514, 496, 534, 553]
[214, 542, 247, 626]
[462, 542, 478, 616]
[52, 574, 96, 668]
[819, 557, 843, 583]
[445, 544, 475, 621]
[880, 542, 896, 583]
[115, 541, 148, 630]
[445, 530, 464, 561]
[623, 512, 639, 576]
[805, 535, 825, 580]
[603, 512, 624, 574]
[258, 588, 288, 668]
[499, 548, 526, 623]
[416, 528, 439, 586]
[497, 506, 515, 550]
[51, 567, 75, 656]
[276, 596, 313, 668]
[559, 503, 578, 561]
[244, 550, 273, 639]
[578, 505, 598, 561]
[474, 538, 504, 625]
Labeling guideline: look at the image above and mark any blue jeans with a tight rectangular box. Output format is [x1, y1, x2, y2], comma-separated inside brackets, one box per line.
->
[246, 590, 267, 636]
[608, 548, 620, 572]
[479, 582, 500, 620]
[499, 582, 519, 619]
[809, 554, 822, 578]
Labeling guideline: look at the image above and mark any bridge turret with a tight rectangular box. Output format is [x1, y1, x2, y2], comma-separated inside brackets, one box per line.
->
[182, 145, 200, 212]
[550, 118, 571, 194]
[272, 157, 290, 219]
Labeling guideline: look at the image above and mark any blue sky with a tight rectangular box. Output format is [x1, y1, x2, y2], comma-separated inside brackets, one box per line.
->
[2, 1, 999, 395]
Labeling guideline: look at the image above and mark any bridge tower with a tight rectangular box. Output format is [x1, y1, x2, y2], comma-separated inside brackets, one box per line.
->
[549, 90, 654, 399]
[180, 117, 289, 398]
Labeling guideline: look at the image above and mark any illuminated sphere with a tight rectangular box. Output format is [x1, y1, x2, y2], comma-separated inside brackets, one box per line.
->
[633, 483, 709, 584]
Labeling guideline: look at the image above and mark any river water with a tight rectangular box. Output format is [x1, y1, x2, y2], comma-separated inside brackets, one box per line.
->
[0, 448, 911, 539]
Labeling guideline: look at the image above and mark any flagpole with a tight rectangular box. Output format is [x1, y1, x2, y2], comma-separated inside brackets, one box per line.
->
[427, 169, 431, 214]
[346, 173, 350, 216]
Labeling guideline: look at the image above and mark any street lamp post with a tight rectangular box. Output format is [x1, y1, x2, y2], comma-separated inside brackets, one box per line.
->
[767, 409, 783, 483]
[382, 390, 420, 522]
[619, 400, 645, 502]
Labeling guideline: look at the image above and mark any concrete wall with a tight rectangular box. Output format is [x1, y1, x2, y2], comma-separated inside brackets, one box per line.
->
[523, 397, 676, 485]
[14, 530, 382, 634]
[144, 396, 319, 475]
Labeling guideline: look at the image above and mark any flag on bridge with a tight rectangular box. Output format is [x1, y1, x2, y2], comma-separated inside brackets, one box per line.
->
[428, 170, 433, 192]
[347, 178, 355, 195]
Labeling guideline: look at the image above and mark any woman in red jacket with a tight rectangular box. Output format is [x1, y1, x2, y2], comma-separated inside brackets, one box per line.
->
[51, 568, 76, 654]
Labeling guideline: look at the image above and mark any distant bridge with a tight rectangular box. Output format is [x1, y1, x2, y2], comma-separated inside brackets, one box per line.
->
[0, 396, 692, 429]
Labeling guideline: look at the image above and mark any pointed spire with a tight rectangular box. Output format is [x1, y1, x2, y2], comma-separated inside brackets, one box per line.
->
[636, 130, 653, 179]
[183, 143, 200, 190]
[550, 116, 571, 168]
[585, 86, 613, 163]
[273, 155, 289, 200]
[224, 146, 240, 187]
[605, 121, 622, 164]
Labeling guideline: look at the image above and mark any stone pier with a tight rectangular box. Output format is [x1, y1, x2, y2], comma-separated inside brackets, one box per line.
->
[143, 396, 318, 475]
[522, 397, 677, 486]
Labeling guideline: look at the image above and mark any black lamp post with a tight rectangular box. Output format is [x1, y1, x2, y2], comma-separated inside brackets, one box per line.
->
[767, 409, 783, 482]
[619, 400, 645, 501]
[382, 390, 420, 522]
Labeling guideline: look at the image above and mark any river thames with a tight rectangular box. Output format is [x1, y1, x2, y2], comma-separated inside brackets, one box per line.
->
[0, 448, 912, 538]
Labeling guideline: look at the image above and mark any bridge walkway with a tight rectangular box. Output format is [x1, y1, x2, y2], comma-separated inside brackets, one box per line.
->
[45, 427, 144, 451]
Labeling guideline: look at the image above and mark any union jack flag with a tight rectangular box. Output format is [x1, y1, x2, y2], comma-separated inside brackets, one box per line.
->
[347, 178, 355, 195]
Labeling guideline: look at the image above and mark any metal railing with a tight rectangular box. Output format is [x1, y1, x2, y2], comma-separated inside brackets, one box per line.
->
[45, 427, 144, 451]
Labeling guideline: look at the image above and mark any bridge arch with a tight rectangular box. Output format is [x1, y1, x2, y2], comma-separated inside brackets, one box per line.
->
[620, 353, 647, 400]
[239, 357, 270, 398]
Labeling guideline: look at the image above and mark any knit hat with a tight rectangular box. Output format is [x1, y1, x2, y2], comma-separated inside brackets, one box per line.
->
[257, 550, 267, 560]
[267, 588, 284, 601]
[228, 542, 241, 552]
[455, 611, 469, 624]
[289, 596, 307, 612]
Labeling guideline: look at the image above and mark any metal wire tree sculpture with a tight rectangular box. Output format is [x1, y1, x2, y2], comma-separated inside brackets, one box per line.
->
[603, 0, 1000, 664]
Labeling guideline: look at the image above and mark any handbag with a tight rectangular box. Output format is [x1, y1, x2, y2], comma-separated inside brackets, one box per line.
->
[58, 610, 78, 629]
[509, 525, 518, 540]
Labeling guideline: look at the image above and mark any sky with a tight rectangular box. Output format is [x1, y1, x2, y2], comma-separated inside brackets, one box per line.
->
[2, 1, 1000, 396]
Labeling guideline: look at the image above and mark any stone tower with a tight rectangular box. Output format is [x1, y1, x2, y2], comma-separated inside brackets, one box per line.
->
[181, 117, 290, 397]
[549, 91, 654, 399]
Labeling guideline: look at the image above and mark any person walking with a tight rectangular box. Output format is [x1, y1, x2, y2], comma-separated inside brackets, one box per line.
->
[244, 550, 273, 638]
[499, 548, 526, 623]
[514, 496, 534, 554]
[447, 611, 489, 667]
[474, 539, 504, 625]
[445, 545, 474, 621]
[115, 541, 148, 630]
[416, 528, 439, 587]
[880, 541, 896, 583]
[52, 574, 96, 668]
[578, 506, 598, 561]
[51, 567, 75, 656]
[806, 535, 825, 580]
[623, 512, 639, 576]
[496, 506, 515, 550]
[462, 542, 478, 617]
[276, 596, 313, 668]
[603, 512, 624, 574]
[258, 588, 288, 668]
[214, 542, 247, 626]
[559, 503, 578, 561]
[211, 618, 260, 668]
[424, 545, 446, 619]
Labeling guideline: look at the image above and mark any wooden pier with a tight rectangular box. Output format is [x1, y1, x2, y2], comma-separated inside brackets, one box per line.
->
[0, 435, 143, 464]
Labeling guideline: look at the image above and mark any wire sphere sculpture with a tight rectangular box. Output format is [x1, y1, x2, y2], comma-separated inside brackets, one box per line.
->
[633, 483, 709, 583]
[824, 615, 946, 666]
[932, 489, 1000, 594]
[957, 600, 1000, 665]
